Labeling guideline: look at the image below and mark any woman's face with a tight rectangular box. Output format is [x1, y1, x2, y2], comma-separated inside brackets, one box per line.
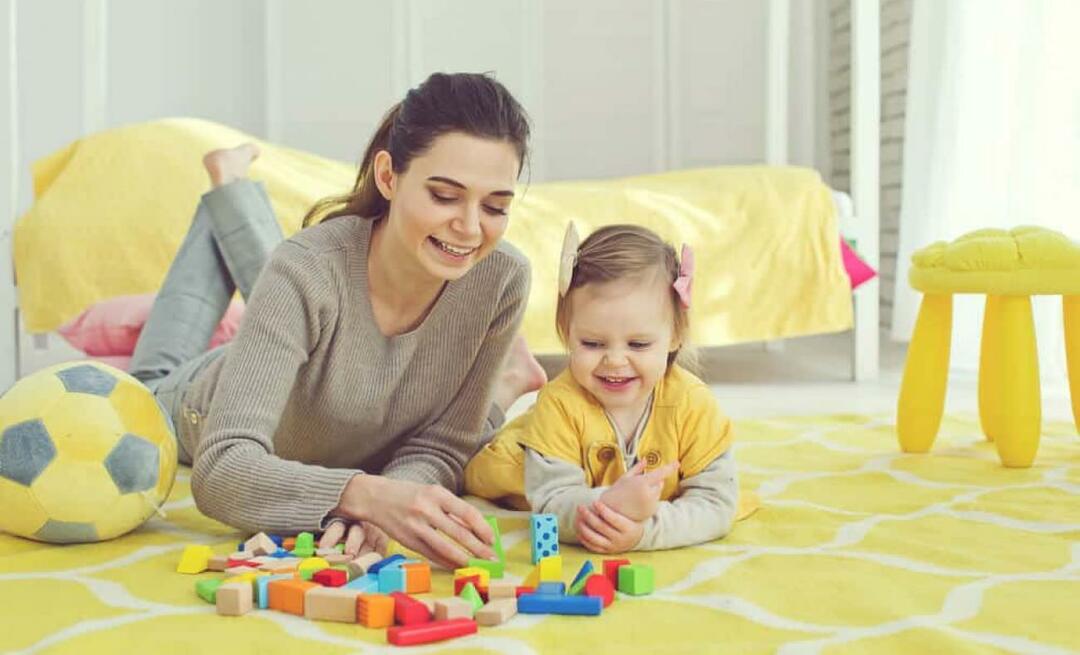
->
[374, 132, 520, 282]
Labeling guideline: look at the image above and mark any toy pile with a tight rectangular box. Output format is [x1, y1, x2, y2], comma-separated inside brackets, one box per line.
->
[177, 513, 654, 646]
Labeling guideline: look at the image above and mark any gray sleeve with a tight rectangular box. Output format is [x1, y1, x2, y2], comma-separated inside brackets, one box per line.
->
[524, 448, 606, 545]
[634, 450, 739, 551]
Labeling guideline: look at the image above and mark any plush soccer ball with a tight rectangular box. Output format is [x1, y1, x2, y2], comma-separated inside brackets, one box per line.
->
[0, 361, 177, 543]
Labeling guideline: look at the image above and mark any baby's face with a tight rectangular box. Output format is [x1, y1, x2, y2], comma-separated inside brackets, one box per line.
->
[566, 272, 678, 418]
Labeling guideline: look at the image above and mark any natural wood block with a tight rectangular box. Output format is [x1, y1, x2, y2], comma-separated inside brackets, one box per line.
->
[304, 587, 360, 623]
[216, 582, 253, 616]
[476, 598, 517, 626]
[434, 597, 475, 621]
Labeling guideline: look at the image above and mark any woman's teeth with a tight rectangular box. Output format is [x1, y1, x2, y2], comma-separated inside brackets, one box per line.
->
[432, 237, 475, 256]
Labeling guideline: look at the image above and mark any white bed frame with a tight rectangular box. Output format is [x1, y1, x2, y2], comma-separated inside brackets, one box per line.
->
[0, 0, 879, 390]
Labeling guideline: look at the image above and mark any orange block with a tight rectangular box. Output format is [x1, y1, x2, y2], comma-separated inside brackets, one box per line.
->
[357, 594, 395, 628]
[403, 562, 431, 594]
[283, 537, 297, 551]
[268, 578, 318, 616]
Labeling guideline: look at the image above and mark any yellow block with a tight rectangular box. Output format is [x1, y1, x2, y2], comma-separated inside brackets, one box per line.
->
[453, 566, 490, 587]
[538, 555, 562, 582]
[176, 545, 212, 574]
[297, 557, 329, 572]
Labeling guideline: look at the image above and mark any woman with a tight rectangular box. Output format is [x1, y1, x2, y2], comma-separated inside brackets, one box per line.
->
[130, 73, 547, 569]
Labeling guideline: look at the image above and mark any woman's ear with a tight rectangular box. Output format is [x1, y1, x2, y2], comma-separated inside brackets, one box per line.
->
[372, 150, 395, 201]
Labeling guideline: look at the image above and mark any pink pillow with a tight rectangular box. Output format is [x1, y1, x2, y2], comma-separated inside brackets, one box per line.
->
[840, 238, 876, 289]
[57, 293, 245, 357]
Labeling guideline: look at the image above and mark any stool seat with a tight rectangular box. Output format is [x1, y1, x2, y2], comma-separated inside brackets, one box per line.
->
[897, 227, 1080, 467]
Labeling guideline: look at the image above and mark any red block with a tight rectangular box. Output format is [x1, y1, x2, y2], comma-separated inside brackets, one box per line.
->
[391, 591, 432, 626]
[312, 568, 347, 587]
[387, 618, 477, 646]
[584, 574, 615, 608]
[454, 575, 480, 596]
[602, 558, 630, 589]
[515, 586, 535, 598]
[227, 558, 259, 569]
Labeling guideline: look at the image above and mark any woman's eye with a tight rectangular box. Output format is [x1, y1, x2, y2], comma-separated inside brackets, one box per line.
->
[483, 204, 508, 216]
[430, 191, 456, 203]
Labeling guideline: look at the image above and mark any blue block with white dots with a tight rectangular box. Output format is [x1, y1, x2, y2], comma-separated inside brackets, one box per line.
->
[530, 513, 559, 564]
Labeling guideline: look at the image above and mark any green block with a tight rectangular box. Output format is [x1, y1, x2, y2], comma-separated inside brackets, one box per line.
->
[334, 543, 345, 553]
[458, 582, 484, 613]
[295, 532, 314, 551]
[298, 568, 316, 581]
[617, 564, 654, 596]
[195, 578, 224, 603]
[467, 558, 505, 579]
[484, 515, 505, 562]
[568, 575, 589, 596]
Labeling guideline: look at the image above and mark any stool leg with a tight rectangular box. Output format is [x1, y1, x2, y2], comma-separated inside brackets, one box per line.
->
[984, 295, 1041, 467]
[898, 294, 952, 454]
[979, 296, 1003, 442]
[1065, 295, 1080, 433]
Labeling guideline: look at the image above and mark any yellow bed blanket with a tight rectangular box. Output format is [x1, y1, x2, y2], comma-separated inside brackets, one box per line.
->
[14, 118, 852, 352]
[2, 413, 1077, 654]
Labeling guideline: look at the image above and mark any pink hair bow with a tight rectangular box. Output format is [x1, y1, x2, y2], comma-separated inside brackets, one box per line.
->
[673, 244, 694, 308]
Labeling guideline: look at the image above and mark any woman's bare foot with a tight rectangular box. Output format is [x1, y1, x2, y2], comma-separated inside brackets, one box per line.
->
[492, 334, 548, 413]
[203, 143, 260, 188]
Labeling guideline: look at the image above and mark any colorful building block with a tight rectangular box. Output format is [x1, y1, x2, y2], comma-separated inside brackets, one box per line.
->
[523, 567, 540, 588]
[305, 587, 361, 623]
[245, 532, 278, 556]
[487, 581, 517, 600]
[322, 553, 353, 565]
[530, 514, 559, 564]
[538, 555, 562, 582]
[518, 593, 602, 616]
[378, 565, 407, 593]
[583, 574, 615, 608]
[345, 573, 379, 593]
[225, 565, 260, 576]
[282, 537, 296, 551]
[458, 582, 484, 613]
[176, 545, 213, 574]
[618, 564, 654, 595]
[292, 532, 315, 557]
[453, 574, 483, 597]
[207, 554, 230, 572]
[347, 552, 382, 580]
[434, 597, 475, 621]
[195, 578, 224, 603]
[602, 558, 631, 588]
[485, 515, 505, 562]
[515, 586, 536, 598]
[368, 554, 406, 575]
[476, 598, 517, 626]
[387, 618, 477, 646]
[256, 574, 294, 609]
[569, 560, 595, 595]
[453, 566, 491, 587]
[267, 578, 318, 616]
[357, 594, 395, 628]
[403, 562, 431, 594]
[312, 568, 347, 587]
[466, 558, 505, 579]
[216, 582, 253, 616]
[391, 591, 432, 625]
[536, 581, 566, 595]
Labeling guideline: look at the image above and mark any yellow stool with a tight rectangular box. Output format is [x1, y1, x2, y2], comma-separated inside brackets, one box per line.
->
[897, 227, 1080, 467]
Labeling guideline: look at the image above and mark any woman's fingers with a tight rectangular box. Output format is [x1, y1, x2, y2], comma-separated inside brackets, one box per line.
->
[318, 519, 347, 550]
[413, 525, 469, 570]
[343, 523, 366, 557]
[438, 495, 495, 559]
[441, 494, 495, 546]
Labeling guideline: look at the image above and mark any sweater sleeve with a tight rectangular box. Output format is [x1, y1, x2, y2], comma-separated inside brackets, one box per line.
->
[524, 448, 607, 544]
[190, 241, 357, 534]
[381, 260, 530, 491]
[633, 450, 739, 551]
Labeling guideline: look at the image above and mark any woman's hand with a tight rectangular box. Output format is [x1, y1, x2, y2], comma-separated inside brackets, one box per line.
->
[318, 518, 390, 557]
[335, 474, 495, 570]
[575, 500, 644, 554]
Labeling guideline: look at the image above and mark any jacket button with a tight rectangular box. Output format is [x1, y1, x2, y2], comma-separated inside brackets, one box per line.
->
[644, 451, 661, 467]
[598, 446, 616, 462]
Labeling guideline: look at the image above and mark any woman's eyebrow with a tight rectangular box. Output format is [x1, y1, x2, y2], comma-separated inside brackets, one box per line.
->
[427, 176, 515, 198]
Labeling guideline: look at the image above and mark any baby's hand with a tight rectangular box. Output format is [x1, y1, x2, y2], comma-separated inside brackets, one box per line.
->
[575, 500, 645, 553]
[599, 460, 679, 522]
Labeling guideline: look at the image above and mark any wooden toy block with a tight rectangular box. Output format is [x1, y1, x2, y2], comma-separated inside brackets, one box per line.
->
[176, 545, 213, 574]
[256, 574, 294, 609]
[368, 554, 406, 575]
[617, 564, 654, 595]
[222, 572, 262, 586]
[357, 594, 395, 628]
[387, 618, 477, 646]
[569, 560, 595, 595]
[304, 586, 361, 623]
[207, 554, 230, 572]
[260, 557, 300, 571]
[268, 578, 318, 616]
[458, 582, 484, 613]
[195, 578, 224, 603]
[487, 581, 517, 600]
[225, 565, 259, 576]
[485, 515, 505, 562]
[282, 537, 296, 551]
[536, 581, 566, 595]
[476, 598, 518, 626]
[323, 553, 352, 565]
[453, 574, 481, 596]
[344, 573, 379, 592]
[466, 558, 505, 579]
[434, 597, 475, 621]
[216, 582, 254, 616]
[347, 552, 382, 579]
[378, 565, 407, 593]
[538, 555, 562, 582]
[453, 566, 491, 587]
[523, 567, 540, 588]
[518, 593, 602, 616]
[297, 557, 330, 579]
[403, 562, 432, 594]
[515, 586, 535, 598]
[245, 532, 278, 556]
[602, 558, 630, 588]
[312, 568, 347, 587]
[530, 514, 559, 564]
[391, 591, 432, 625]
[583, 574, 614, 608]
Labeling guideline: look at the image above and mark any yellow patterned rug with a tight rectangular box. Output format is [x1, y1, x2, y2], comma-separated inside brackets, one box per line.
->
[2, 413, 1078, 655]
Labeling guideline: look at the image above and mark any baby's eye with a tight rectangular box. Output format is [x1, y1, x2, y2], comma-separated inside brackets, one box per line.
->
[629, 341, 652, 350]
[580, 340, 602, 349]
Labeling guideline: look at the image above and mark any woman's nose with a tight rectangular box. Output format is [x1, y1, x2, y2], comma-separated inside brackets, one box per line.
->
[452, 204, 482, 239]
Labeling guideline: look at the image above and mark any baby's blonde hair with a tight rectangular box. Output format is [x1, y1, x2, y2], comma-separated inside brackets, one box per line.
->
[555, 224, 694, 368]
